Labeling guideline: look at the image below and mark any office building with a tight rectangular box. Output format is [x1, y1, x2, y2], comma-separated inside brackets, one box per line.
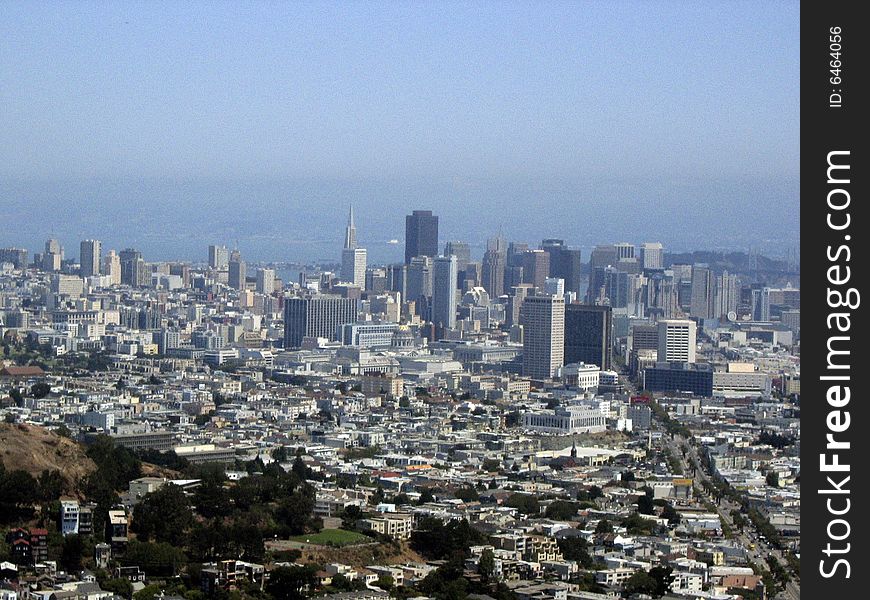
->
[544, 278, 564, 297]
[542, 239, 582, 295]
[341, 248, 367, 287]
[256, 268, 275, 294]
[640, 242, 665, 270]
[0, 247, 28, 269]
[103, 250, 121, 285]
[344, 206, 358, 250]
[657, 319, 697, 363]
[643, 362, 714, 397]
[405, 210, 439, 264]
[520, 294, 565, 379]
[283, 295, 359, 348]
[339, 322, 401, 348]
[228, 249, 246, 290]
[444, 241, 471, 273]
[209, 245, 229, 270]
[521, 249, 550, 291]
[79, 239, 101, 277]
[43, 239, 63, 272]
[406, 256, 433, 305]
[587, 245, 618, 303]
[432, 255, 458, 330]
[614, 242, 636, 261]
[715, 271, 739, 319]
[482, 236, 507, 297]
[119, 249, 145, 287]
[564, 304, 612, 370]
[690, 265, 715, 319]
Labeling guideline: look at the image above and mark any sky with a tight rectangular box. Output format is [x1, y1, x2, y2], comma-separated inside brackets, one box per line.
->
[0, 1, 800, 263]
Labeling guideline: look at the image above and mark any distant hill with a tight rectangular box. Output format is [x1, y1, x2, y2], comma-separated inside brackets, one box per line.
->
[0, 423, 97, 493]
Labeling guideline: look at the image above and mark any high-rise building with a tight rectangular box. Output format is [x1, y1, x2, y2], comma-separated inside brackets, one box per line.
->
[404, 210, 439, 264]
[80, 239, 101, 277]
[432, 255, 458, 331]
[283, 295, 359, 348]
[103, 250, 121, 286]
[444, 241, 470, 272]
[715, 271, 739, 319]
[564, 304, 612, 370]
[587, 245, 618, 303]
[751, 287, 771, 321]
[521, 249, 550, 291]
[542, 239, 582, 295]
[43, 239, 63, 272]
[0, 248, 28, 269]
[640, 242, 664, 270]
[228, 249, 246, 290]
[209, 245, 229, 270]
[406, 256, 433, 305]
[690, 265, 715, 319]
[256, 268, 275, 294]
[387, 264, 407, 299]
[614, 242, 636, 261]
[341, 248, 367, 287]
[507, 284, 534, 327]
[344, 206, 358, 250]
[657, 319, 697, 363]
[520, 294, 565, 379]
[544, 278, 565, 297]
[482, 236, 507, 297]
[119, 249, 144, 287]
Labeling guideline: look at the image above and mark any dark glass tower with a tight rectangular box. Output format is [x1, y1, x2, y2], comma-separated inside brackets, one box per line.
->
[564, 304, 613, 370]
[404, 210, 439, 264]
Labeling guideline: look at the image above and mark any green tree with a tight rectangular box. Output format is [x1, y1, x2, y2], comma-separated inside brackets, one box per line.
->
[132, 484, 194, 546]
[454, 487, 479, 502]
[557, 536, 595, 568]
[266, 565, 318, 600]
[122, 541, 187, 577]
[30, 382, 52, 399]
[61, 534, 86, 572]
[478, 548, 496, 582]
[545, 500, 579, 520]
[101, 578, 134, 599]
[505, 493, 539, 515]
[595, 519, 613, 534]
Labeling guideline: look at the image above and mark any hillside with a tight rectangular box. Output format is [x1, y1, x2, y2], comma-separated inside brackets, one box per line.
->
[0, 423, 97, 492]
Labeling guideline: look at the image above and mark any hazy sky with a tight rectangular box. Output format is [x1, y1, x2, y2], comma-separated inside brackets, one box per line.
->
[0, 1, 799, 262]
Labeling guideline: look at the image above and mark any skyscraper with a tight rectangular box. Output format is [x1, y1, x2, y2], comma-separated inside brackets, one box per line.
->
[256, 268, 275, 294]
[341, 248, 367, 287]
[340, 206, 367, 288]
[444, 241, 470, 272]
[404, 210, 439, 264]
[283, 295, 359, 348]
[640, 242, 664, 270]
[521, 249, 550, 291]
[690, 265, 715, 319]
[520, 294, 565, 379]
[43, 239, 63, 272]
[344, 206, 358, 250]
[80, 239, 101, 277]
[119, 248, 144, 286]
[715, 271, 739, 319]
[657, 319, 697, 363]
[482, 236, 507, 297]
[614, 242, 636, 261]
[406, 256, 433, 306]
[587, 245, 618, 303]
[103, 250, 121, 286]
[228, 249, 246, 290]
[208, 245, 229, 270]
[432, 255, 458, 331]
[564, 304, 612, 370]
[542, 239, 582, 295]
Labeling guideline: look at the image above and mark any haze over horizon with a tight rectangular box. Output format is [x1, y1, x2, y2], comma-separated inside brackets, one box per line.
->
[1, 1, 800, 263]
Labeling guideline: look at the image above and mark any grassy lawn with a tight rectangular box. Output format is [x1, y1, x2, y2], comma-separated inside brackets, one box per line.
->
[290, 529, 370, 546]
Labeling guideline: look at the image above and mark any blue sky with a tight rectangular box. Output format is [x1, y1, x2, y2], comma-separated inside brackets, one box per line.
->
[0, 1, 799, 262]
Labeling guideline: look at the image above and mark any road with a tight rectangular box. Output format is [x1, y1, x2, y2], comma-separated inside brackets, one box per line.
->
[619, 374, 800, 599]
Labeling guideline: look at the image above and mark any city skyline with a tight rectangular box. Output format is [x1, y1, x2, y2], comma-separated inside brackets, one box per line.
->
[1, 1, 799, 261]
